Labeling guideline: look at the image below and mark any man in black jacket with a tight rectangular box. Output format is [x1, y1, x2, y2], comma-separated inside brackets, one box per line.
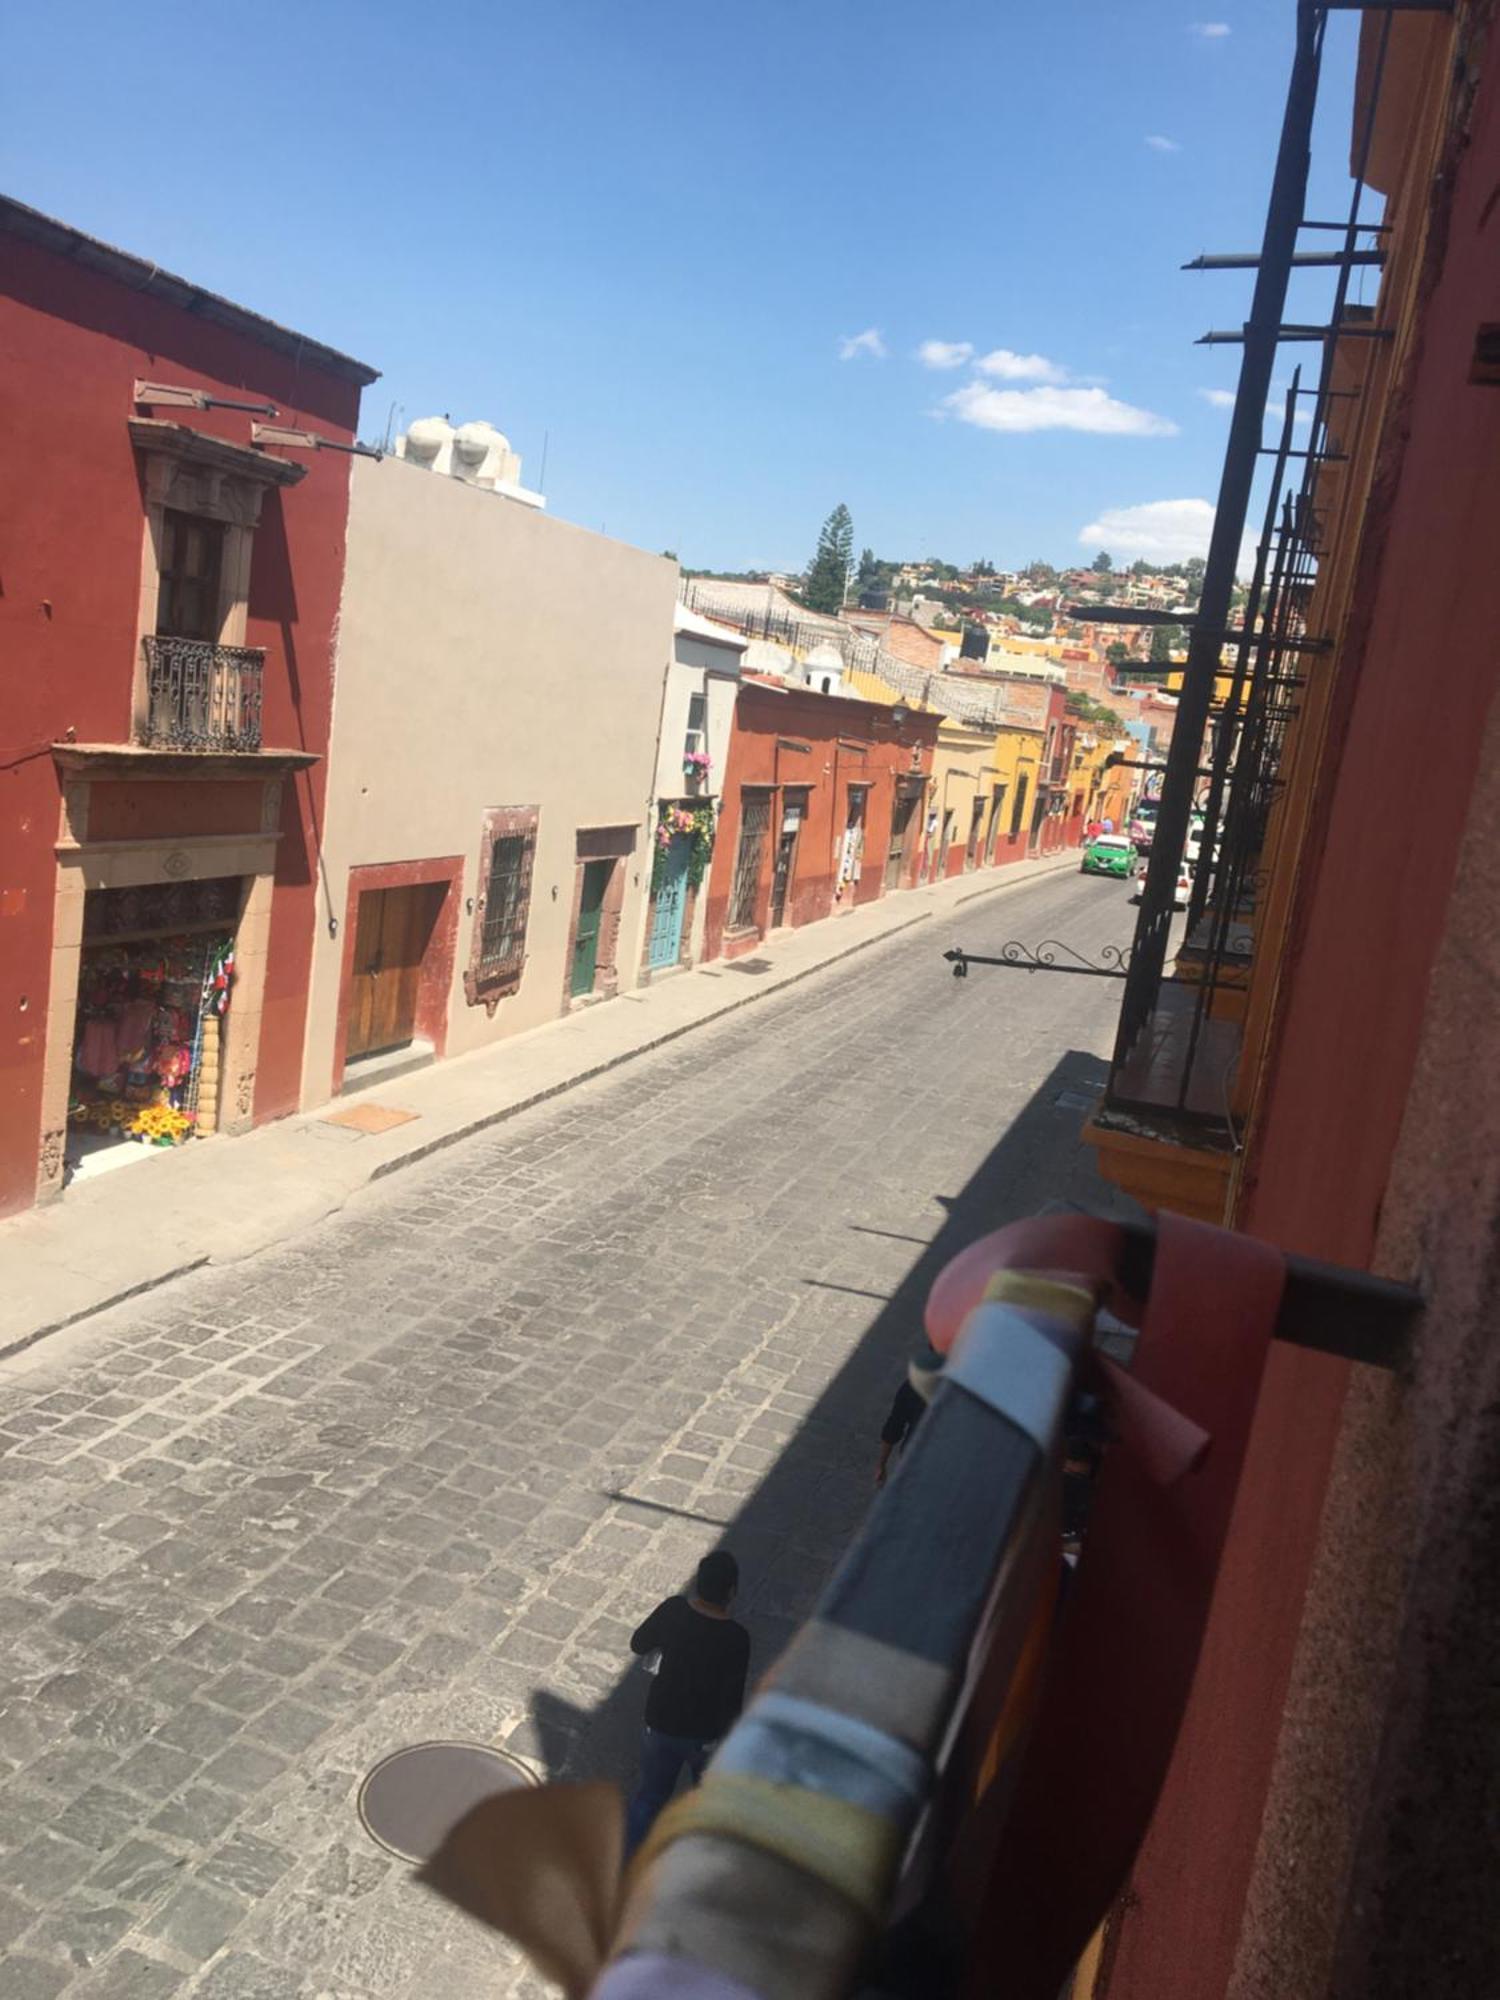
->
[624, 1549, 749, 1855]
[875, 1377, 927, 1487]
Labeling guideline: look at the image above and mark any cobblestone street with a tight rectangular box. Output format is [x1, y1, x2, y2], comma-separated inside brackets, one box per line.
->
[0, 868, 1138, 1999]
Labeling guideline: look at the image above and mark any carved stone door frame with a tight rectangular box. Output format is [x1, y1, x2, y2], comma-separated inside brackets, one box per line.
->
[37, 804, 279, 1202]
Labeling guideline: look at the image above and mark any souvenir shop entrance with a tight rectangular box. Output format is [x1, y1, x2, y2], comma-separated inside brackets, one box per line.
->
[65, 875, 243, 1186]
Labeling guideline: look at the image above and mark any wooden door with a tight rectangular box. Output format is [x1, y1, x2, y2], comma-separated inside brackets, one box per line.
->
[346, 884, 443, 1060]
[769, 791, 806, 929]
[571, 861, 610, 998]
[157, 509, 226, 641]
[887, 791, 918, 891]
[769, 830, 797, 928]
[965, 796, 986, 869]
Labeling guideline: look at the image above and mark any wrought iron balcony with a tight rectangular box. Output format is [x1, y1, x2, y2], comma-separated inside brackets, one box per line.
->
[139, 635, 265, 752]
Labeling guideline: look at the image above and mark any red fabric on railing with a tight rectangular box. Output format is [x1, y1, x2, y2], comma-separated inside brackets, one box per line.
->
[932, 1212, 1285, 1999]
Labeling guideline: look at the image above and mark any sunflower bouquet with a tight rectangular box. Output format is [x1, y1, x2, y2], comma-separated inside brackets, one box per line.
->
[128, 1104, 195, 1146]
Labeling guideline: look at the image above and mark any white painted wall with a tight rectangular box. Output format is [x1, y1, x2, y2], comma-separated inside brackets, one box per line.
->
[653, 614, 743, 964]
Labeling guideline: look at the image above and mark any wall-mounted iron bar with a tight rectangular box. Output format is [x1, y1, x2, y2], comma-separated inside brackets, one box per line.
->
[1183, 250, 1385, 269]
[1198, 324, 1395, 343]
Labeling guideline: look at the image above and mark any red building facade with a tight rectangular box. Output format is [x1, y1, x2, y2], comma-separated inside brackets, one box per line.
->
[1090, 14, 1500, 1994]
[703, 679, 938, 963]
[0, 199, 375, 1215]
[1032, 685, 1080, 855]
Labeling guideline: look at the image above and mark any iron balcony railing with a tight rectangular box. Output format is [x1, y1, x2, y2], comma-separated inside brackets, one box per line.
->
[934, 4, 1397, 1154]
[139, 635, 265, 753]
[1097, 2, 1394, 1143]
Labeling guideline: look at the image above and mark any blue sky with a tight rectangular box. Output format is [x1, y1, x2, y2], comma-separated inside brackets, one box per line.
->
[7, 1, 1368, 573]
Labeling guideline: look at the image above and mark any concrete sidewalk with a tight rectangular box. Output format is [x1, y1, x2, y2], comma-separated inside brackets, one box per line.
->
[0, 851, 1079, 1363]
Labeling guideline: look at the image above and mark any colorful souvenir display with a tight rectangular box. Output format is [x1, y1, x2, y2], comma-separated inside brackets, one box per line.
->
[68, 932, 234, 1148]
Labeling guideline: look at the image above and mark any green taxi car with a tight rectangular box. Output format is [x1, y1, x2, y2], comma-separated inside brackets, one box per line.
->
[1080, 833, 1135, 879]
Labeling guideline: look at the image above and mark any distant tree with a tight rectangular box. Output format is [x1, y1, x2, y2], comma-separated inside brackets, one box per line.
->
[856, 546, 880, 585]
[1027, 559, 1059, 584]
[1106, 641, 1131, 664]
[972, 558, 996, 577]
[1093, 549, 1114, 573]
[1130, 558, 1151, 577]
[1183, 557, 1206, 588]
[1151, 623, 1183, 663]
[802, 504, 855, 614]
[660, 549, 679, 561]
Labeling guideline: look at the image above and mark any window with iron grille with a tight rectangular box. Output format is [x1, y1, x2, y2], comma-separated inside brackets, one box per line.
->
[465, 806, 539, 1011]
[480, 836, 529, 970]
[727, 790, 772, 931]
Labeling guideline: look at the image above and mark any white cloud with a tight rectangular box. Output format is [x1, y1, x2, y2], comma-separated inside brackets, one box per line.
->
[973, 348, 1069, 384]
[838, 328, 888, 361]
[1198, 387, 1237, 408]
[916, 339, 975, 370]
[1266, 401, 1314, 426]
[1145, 134, 1181, 153]
[946, 382, 1178, 437]
[1190, 21, 1231, 38]
[1078, 498, 1217, 562]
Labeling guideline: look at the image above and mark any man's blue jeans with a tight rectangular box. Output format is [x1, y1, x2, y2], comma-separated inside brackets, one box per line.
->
[625, 1727, 712, 1855]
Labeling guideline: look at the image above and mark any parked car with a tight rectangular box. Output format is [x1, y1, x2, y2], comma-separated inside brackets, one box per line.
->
[1129, 800, 1159, 852]
[1080, 833, 1135, 879]
[1130, 858, 1192, 911]
[1186, 819, 1220, 872]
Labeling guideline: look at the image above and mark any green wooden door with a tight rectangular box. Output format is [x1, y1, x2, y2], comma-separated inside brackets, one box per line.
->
[571, 860, 610, 998]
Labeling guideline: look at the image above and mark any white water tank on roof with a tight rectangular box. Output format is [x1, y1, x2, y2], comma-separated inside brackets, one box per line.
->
[401, 417, 455, 469]
[452, 420, 522, 488]
[804, 640, 845, 697]
[396, 416, 543, 507]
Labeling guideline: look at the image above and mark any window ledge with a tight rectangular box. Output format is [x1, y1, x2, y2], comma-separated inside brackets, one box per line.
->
[464, 963, 524, 1015]
[53, 743, 317, 779]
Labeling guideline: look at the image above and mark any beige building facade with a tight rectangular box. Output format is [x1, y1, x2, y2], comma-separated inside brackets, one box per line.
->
[300, 443, 678, 1106]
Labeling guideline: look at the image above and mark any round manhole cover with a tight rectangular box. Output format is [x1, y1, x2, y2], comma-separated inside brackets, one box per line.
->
[357, 1741, 537, 1863]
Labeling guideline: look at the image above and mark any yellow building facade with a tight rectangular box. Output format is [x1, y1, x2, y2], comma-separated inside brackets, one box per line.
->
[844, 665, 1050, 878]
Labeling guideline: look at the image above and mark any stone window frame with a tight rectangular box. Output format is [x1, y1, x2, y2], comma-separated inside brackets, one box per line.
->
[128, 418, 304, 738]
[464, 805, 540, 1014]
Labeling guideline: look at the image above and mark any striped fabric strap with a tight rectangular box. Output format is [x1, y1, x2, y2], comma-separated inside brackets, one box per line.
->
[714, 1690, 928, 1822]
[632, 1771, 902, 1922]
[943, 1282, 1093, 1452]
[981, 1271, 1097, 1326]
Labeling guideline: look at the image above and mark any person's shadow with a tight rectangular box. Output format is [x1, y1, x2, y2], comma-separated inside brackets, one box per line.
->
[522, 1049, 1140, 1794]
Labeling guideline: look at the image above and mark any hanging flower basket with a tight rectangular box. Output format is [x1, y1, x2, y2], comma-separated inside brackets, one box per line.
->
[652, 800, 717, 895]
